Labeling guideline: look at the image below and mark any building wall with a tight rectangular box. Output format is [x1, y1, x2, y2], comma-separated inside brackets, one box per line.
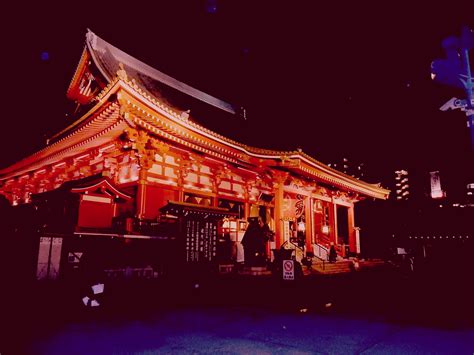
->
[1, 132, 360, 253]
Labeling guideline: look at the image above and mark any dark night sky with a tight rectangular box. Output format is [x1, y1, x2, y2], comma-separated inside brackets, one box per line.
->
[2, 1, 473, 200]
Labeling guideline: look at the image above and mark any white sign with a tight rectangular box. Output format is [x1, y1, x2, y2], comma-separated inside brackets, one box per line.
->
[397, 247, 407, 255]
[430, 171, 444, 199]
[282, 260, 295, 280]
[92, 283, 104, 295]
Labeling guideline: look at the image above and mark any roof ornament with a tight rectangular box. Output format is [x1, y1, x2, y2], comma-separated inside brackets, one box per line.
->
[86, 29, 98, 51]
[117, 63, 128, 81]
[180, 110, 191, 120]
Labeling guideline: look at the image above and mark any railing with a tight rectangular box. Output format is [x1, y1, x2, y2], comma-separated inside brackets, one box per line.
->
[281, 240, 305, 262]
[313, 243, 329, 261]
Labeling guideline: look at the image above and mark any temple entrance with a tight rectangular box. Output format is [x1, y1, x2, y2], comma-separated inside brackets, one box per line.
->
[313, 199, 331, 247]
[336, 206, 349, 244]
[337, 205, 350, 257]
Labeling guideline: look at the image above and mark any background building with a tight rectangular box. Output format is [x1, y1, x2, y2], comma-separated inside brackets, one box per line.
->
[430, 171, 446, 199]
[394, 170, 410, 201]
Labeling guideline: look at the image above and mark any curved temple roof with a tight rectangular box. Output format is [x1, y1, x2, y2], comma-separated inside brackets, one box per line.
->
[0, 30, 390, 200]
[85, 30, 237, 115]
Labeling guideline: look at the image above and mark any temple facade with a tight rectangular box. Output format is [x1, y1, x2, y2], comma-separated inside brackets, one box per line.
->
[0, 31, 389, 278]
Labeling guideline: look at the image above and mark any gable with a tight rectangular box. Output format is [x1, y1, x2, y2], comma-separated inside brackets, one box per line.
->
[67, 48, 107, 105]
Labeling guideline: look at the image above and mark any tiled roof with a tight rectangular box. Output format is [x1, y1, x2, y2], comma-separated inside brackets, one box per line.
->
[86, 30, 237, 115]
[0, 103, 125, 180]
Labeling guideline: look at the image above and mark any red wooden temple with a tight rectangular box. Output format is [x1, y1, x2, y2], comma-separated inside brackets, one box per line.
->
[0, 31, 389, 279]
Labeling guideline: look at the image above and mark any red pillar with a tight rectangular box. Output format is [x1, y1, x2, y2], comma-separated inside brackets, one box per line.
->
[348, 205, 357, 253]
[304, 196, 312, 252]
[136, 176, 147, 219]
[273, 180, 285, 249]
[330, 201, 338, 245]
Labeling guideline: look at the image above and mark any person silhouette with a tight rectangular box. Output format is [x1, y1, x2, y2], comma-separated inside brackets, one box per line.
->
[329, 242, 337, 263]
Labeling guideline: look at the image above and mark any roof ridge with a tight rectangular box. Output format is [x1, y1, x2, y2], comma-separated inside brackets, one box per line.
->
[86, 30, 238, 115]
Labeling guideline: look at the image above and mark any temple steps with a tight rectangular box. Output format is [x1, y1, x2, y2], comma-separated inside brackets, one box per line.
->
[311, 260, 353, 274]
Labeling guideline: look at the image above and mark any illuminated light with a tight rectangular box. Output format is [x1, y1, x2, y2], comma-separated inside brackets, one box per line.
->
[322, 225, 330, 234]
[222, 219, 230, 229]
[53, 162, 67, 169]
[75, 154, 90, 161]
[297, 221, 306, 232]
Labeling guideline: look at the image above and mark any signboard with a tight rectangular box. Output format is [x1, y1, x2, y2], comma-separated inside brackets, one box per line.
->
[453, 98, 474, 109]
[397, 248, 407, 255]
[185, 219, 217, 263]
[430, 171, 445, 199]
[282, 259, 295, 280]
[36, 236, 63, 280]
[440, 97, 474, 111]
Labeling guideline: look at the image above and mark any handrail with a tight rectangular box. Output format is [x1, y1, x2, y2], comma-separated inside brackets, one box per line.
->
[281, 240, 304, 253]
[313, 243, 329, 261]
[317, 243, 329, 253]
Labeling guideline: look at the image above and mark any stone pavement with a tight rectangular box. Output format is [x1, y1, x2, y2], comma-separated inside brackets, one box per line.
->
[2, 268, 473, 354]
[30, 307, 473, 354]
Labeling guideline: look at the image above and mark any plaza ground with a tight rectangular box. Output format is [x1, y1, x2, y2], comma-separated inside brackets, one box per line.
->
[1, 266, 473, 354]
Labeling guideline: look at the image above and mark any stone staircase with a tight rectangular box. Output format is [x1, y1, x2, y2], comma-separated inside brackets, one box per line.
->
[311, 260, 353, 274]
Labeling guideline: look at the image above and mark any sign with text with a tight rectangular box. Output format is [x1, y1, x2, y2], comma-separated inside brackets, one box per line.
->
[185, 219, 217, 263]
[282, 259, 295, 280]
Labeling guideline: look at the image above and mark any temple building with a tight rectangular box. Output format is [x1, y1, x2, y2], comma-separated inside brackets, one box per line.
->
[0, 31, 389, 279]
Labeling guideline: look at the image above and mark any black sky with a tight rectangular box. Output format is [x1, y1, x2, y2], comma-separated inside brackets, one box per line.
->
[2, 1, 473, 200]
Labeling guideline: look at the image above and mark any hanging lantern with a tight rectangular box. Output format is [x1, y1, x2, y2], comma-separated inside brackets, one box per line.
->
[298, 221, 306, 232]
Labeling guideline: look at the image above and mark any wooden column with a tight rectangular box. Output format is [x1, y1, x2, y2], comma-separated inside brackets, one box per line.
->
[273, 172, 288, 249]
[330, 199, 338, 245]
[243, 179, 253, 221]
[348, 204, 356, 253]
[136, 168, 148, 219]
[304, 196, 312, 252]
